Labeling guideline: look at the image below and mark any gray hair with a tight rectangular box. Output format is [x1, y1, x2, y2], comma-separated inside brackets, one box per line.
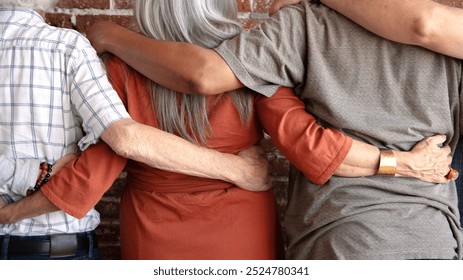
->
[0, 0, 58, 11]
[133, 0, 252, 144]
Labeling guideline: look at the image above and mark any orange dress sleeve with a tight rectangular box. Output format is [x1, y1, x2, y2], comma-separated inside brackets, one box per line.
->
[255, 87, 352, 185]
[40, 56, 130, 219]
[40, 142, 127, 219]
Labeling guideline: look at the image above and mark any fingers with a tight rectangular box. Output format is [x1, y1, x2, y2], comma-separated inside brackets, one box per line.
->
[424, 166, 458, 184]
[238, 145, 266, 158]
[425, 134, 447, 146]
[269, 1, 282, 16]
[446, 167, 459, 181]
[269, 0, 302, 16]
[445, 153, 453, 166]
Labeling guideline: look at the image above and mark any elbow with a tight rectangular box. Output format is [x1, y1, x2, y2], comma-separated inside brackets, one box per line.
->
[108, 131, 134, 159]
[101, 119, 135, 159]
[186, 74, 216, 96]
[183, 49, 232, 96]
[186, 62, 221, 96]
[409, 7, 440, 48]
[110, 140, 130, 158]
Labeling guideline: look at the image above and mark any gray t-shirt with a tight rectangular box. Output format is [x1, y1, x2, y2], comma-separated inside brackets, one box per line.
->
[216, 2, 463, 259]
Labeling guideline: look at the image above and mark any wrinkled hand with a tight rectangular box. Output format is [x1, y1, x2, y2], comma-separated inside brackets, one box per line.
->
[234, 145, 272, 192]
[85, 21, 121, 54]
[51, 153, 78, 177]
[395, 135, 453, 183]
[269, 0, 302, 15]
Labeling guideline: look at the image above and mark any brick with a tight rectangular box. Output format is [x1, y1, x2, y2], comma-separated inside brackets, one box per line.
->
[75, 15, 133, 33]
[95, 199, 121, 219]
[268, 155, 290, 175]
[95, 221, 121, 259]
[97, 245, 121, 260]
[95, 221, 120, 243]
[45, 13, 73, 29]
[260, 136, 278, 153]
[57, 0, 110, 9]
[115, 0, 134, 9]
[237, 0, 252, 12]
[253, 0, 272, 13]
[103, 177, 125, 197]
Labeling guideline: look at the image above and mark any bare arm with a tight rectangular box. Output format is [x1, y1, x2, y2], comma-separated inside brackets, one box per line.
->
[0, 129, 270, 223]
[337, 135, 452, 183]
[269, 0, 302, 15]
[86, 22, 242, 95]
[270, 0, 463, 59]
[321, 0, 463, 59]
[0, 191, 58, 223]
[101, 119, 270, 192]
[256, 87, 452, 184]
[0, 154, 77, 223]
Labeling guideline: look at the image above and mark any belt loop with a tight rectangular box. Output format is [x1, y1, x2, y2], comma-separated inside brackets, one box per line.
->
[87, 231, 93, 258]
[1, 235, 10, 260]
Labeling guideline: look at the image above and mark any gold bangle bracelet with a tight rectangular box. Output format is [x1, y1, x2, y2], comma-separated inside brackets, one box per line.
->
[377, 149, 396, 175]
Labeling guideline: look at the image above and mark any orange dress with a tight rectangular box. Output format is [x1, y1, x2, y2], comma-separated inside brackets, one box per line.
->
[41, 59, 351, 260]
[64, 56, 280, 259]
[111, 58, 281, 259]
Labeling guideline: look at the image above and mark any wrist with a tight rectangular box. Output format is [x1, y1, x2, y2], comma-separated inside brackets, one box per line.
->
[0, 201, 15, 224]
[223, 154, 247, 186]
[393, 150, 412, 177]
[377, 149, 397, 176]
[104, 24, 131, 54]
[27, 162, 52, 196]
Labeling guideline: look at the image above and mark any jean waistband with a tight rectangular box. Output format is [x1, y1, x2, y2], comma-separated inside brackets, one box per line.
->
[0, 231, 98, 258]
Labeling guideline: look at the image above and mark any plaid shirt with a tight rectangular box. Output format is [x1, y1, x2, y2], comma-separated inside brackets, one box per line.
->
[0, 8, 129, 236]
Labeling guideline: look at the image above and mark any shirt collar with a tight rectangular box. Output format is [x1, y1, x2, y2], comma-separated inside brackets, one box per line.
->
[0, 7, 45, 23]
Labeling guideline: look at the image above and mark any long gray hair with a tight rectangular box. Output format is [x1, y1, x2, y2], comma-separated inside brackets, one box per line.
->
[0, 0, 58, 10]
[134, 0, 252, 144]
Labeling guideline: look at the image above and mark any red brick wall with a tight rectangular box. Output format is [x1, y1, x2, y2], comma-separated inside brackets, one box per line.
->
[45, 0, 463, 260]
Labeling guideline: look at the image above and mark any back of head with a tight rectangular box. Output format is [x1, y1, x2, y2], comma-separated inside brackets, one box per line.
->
[0, 0, 58, 10]
[134, 0, 241, 49]
[130, 0, 251, 144]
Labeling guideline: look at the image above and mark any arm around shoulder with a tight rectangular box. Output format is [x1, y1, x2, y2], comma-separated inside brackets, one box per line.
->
[86, 21, 243, 95]
[322, 0, 463, 59]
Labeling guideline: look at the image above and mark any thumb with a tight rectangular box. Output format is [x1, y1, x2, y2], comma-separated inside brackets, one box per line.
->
[269, 0, 301, 16]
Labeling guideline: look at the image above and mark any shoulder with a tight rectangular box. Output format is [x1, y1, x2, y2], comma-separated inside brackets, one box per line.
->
[38, 24, 91, 49]
[104, 55, 140, 82]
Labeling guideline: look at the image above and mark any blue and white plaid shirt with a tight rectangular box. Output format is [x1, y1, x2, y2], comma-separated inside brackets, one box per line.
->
[0, 8, 130, 236]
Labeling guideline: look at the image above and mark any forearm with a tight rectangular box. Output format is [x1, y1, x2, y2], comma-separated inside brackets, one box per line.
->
[91, 23, 241, 95]
[334, 140, 380, 177]
[40, 141, 126, 219]
[322, 0, 463, 59]
[336, 134, 452, 183]
[256, 87, 353, 184]
[102, 119, 251, 187]
[257, 87, 451, 184]
[0, 191, 58, 224]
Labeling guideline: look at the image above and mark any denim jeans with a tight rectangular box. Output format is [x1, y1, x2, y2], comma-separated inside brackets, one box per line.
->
[0, 231, 100, 260]
[452, 138, 463, 227]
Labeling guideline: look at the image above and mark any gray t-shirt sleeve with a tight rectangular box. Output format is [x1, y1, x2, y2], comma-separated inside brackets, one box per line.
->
[215, 5, 308, 97]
